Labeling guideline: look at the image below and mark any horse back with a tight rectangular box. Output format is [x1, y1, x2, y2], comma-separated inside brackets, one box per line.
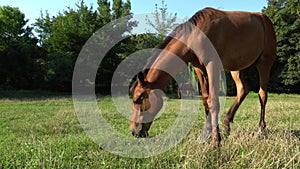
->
[192, 8, 275, 70]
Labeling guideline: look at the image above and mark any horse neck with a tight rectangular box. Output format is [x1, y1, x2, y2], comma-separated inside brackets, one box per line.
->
[145, 47, 191, 90]
[145, 69, 173, 90]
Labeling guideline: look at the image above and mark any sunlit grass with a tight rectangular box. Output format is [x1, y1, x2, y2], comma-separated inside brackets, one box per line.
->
[0, 91, 299, 168]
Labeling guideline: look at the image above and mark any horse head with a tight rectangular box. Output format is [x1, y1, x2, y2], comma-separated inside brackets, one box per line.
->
[130, 72, 163, 138]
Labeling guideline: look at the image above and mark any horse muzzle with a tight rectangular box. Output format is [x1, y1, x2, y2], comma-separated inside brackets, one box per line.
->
[131, 124, 149, 138]
[131, 129, 149, 138]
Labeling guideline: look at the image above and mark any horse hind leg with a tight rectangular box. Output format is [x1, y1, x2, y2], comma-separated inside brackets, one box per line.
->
[256, 13, 276, 134]
[223, 71, 250, 134]
[256, 58, 273, 134]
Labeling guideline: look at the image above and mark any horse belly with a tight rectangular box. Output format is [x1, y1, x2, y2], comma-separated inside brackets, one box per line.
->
[221, 42, 264, 71]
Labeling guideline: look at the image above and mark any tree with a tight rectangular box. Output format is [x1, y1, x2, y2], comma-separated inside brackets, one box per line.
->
[97, 0, 111, 24]
[0, 6, 41, 89]
[0, 6, 28, 40]
[34, 11, 53, 46]
[34, 1, 100, 91]
[145, 0, 178, 41]
[112, 0, 131, 19]
[96, 0, 133, 93]
[34, 0, 133, 92]
[263, 0, 300, 93]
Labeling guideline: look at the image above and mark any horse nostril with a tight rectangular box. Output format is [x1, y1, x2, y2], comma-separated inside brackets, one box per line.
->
[140, 130, 149, 138]
[131, 130, 140, 138]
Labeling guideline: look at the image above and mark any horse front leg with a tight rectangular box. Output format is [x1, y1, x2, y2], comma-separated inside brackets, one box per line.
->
[194, 67, 212, 138]
[208, 93, 221, 148]
[206, 63, 221, 147]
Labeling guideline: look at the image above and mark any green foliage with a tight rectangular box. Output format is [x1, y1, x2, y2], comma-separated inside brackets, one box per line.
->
[94, 0, 134, 93]
[0, 0, 134, 92]
[35, 1, 99, 91]
[263, 0, 300, 93]
[33, 0, 132, 91]
[34, 11, 53, 46]
[0, 6, 42, 89]
[97, 0, 111, 24]
[146, 0, 177, 41]
[0, 0, 299, 93]
[112, 0, 131, 19]
[0, 6, 27, 40]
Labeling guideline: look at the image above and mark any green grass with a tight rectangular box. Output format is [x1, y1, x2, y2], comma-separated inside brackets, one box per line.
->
[0, 91, 299, 168]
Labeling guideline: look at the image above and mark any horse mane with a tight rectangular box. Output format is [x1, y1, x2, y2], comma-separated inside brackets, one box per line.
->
[188, 7, 224, 26]
[130, 8, 220, 92]
[142, 36, 173, 74]
[129, 36, 173, 93]
[188, 8, 211, 26]
[143, 8, 220, 72]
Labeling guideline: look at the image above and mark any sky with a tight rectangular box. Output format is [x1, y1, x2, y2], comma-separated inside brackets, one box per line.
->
[0, 0, 268, 25]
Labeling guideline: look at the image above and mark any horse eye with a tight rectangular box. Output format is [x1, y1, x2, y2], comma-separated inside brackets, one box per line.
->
[133, 96, 143, 105]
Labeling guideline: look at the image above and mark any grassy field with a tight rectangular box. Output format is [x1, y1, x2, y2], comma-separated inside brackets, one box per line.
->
[0, 90, 299, 168]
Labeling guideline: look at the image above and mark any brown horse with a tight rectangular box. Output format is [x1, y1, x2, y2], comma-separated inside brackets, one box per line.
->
[130, 7, 276, 147]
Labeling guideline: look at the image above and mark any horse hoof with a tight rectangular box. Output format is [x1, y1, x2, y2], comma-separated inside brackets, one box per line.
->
[222, 125, 230, 136]
[212, 129, 221, 148]
[199, 133, 211, 144]
[222, 120, 231, 135]
[258, 124, 266, 134]
[258, 129, 266, 136]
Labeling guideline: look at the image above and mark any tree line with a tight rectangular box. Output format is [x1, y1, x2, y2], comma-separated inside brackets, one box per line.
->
[0, 0, 299, 94]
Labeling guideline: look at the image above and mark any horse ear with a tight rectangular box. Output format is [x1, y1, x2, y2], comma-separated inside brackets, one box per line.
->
[129, 80, 137, 94]
[129, 72, 146, 94]
[137, 71, 145, 85]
